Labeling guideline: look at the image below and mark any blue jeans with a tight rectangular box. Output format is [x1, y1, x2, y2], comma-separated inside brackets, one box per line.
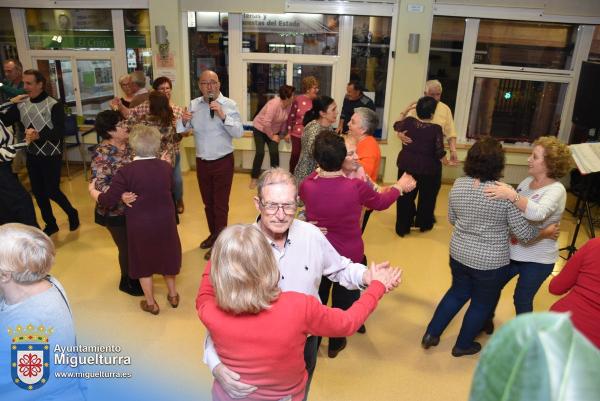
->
[506, 260, 555, 314]
[426, 257, 508, 349]
[173, 152, 183, 202]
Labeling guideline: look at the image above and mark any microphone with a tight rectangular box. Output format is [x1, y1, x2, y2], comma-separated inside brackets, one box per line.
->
[208, 93, 214, 119]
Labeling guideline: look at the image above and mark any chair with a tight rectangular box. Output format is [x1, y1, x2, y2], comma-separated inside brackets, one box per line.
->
[63, 115, 95, 180]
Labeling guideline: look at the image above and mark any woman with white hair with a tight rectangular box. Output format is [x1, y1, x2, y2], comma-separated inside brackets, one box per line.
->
[197, 224, 399, 401]
[89, 125, 181, 315]
[0, 223, 86, 400]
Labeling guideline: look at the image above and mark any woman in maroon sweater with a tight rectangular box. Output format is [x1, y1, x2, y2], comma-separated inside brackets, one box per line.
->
[299, 131, 415, 357]
[549, 238, 600, 348]
[196, 224, 398, 401]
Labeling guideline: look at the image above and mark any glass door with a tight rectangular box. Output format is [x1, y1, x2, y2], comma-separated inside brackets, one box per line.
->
[34, 57, 115, 119]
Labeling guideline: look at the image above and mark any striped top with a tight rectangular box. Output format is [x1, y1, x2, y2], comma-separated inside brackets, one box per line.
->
[509, 176, 566, 264]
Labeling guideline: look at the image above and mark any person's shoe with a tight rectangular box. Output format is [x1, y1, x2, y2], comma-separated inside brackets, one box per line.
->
[357, 325, 366, 334]
[328, 338, 347, 358]
[419, 226, 433, 233]
[43, 224, 59, 236]
[421, 333, 440, 349]
[119, 276, 144, 296]
[68, 210, 80, 231]
[167, 293, 180, 308]
[199, 235, 214, 249]
[204, 248, 212, 261]
[451, 342, 482, 357]
[249, 178, 258, 189]
[176, 200, 184, 214]
[140, 300, 160, 315]
[481, 319, 494, 335]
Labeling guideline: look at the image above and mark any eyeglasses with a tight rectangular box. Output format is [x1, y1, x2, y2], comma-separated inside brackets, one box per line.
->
[200, 81, 219, 87]
[259, 200, 297, 215]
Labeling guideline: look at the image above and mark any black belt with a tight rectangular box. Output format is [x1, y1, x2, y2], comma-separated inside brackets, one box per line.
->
[198, 152, 232, 162]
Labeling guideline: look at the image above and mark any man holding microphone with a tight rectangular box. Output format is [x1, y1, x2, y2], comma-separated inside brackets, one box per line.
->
[177, 70, 243, 260]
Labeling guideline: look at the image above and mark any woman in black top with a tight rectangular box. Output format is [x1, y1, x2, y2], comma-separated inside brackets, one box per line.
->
[393, 96, 446, 236]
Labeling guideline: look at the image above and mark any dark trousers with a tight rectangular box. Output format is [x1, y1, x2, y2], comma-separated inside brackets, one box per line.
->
[251, 128, 279, 178]
[361, 209, 373, 233]
[494, 260, 555, 315]
[26, 154, 77, 227]
[196, 153, 234, 239]
[318, 255, 365, 350]
[106, 225, 129, 278]
[302, 335, 319, 401]
[289, 135, 302, 174]
[0, 162, 39, 227]
[395, 169, 441, 235]
[426, 257, 507, 349]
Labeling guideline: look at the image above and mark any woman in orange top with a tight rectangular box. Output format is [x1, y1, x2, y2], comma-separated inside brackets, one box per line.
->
[347, 107, 382, 231]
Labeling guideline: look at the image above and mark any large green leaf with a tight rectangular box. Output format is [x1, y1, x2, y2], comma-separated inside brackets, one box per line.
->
[469, 312, 600, 401]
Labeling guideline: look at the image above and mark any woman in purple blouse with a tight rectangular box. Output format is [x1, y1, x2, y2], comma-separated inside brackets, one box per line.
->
[299, 131, 415, 358]
[393, 96, 446, 237]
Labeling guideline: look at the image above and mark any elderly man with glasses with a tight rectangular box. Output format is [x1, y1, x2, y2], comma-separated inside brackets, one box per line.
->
[199, 167, 401, 401]
[177, 70, 243, 260]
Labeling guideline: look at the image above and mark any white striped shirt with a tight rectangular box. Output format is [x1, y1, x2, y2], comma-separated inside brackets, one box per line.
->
[510, 176, 566, 264]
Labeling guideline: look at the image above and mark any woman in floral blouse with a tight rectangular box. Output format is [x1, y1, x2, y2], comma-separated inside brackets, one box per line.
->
[114, 76, 186, 214]
[91, 110, 142, 296]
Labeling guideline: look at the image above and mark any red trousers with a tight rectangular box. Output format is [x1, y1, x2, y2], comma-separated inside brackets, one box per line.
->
[196, 153, 234, 238]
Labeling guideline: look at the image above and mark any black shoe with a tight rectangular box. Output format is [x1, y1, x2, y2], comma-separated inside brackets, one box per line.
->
[395, 229, 409, 237]
[451, 342, 482, 357]
[119, 276, 144, 296]
[357, 325, 366, 334]
[419, 226, 433, 233]
[43, 224, 59, 236]
[204, 248, 212, 261]
[481, 319, 494, 335]
[328, 338, 347, 358]
[421, 333, 440, 349]
[68, 210, 80, 231]
[200, 235, 214, 249]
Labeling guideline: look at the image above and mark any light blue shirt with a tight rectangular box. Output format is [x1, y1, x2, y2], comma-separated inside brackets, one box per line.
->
[176, 93, 243, 160]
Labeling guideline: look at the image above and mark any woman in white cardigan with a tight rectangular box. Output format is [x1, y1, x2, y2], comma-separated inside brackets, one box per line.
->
[485, 136, 571, 315]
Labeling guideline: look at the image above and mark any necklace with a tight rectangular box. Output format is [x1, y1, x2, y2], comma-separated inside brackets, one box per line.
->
[318, 170, 344, 178]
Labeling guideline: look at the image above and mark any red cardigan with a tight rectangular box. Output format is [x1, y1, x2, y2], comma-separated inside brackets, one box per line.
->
[549, 238, 600, 348]
[196, 262, 385, 401]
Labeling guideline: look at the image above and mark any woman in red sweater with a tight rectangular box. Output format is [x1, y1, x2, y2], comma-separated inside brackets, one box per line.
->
[196, 224, 399, 401]
[549, 238, 600, 348]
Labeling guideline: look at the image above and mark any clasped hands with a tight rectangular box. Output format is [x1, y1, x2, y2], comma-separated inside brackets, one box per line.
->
[362, 261, 402, 292]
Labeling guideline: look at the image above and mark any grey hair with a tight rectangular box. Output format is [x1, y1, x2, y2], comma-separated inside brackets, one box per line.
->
[354, 107, 378, 136]
[129, 125, 161, 157]
[129, 71, 146, 88]
[257, 167, 298, 199]
[0, 223, 55, 284]
[425, 79, 442, 93]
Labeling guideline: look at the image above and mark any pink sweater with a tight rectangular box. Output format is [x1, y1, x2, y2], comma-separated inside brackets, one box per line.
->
[299, 172, 400, 262]
[253, 97, 291, 138]
[196, 262, 385, 401]
[286, 94, 313, 138]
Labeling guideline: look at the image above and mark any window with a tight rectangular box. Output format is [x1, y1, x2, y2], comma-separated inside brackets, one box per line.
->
[428, 16, 465, 114]
[26, 9, 113, 51]
[351, 16, 392, 133]
[124, 10, 152, 81]
[247, 63, 286, 120]
[475, 20, 577, 70]
[431, 16, 589, 144]
[242, 13, 339, 55]
[467, 77, 566, 143]
[0, 9, 18, 102]
[188, 12, 229, 99]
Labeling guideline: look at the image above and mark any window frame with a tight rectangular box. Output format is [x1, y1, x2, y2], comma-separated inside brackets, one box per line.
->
[182, 7, 397, 138]
[433, 9, 596, 147]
